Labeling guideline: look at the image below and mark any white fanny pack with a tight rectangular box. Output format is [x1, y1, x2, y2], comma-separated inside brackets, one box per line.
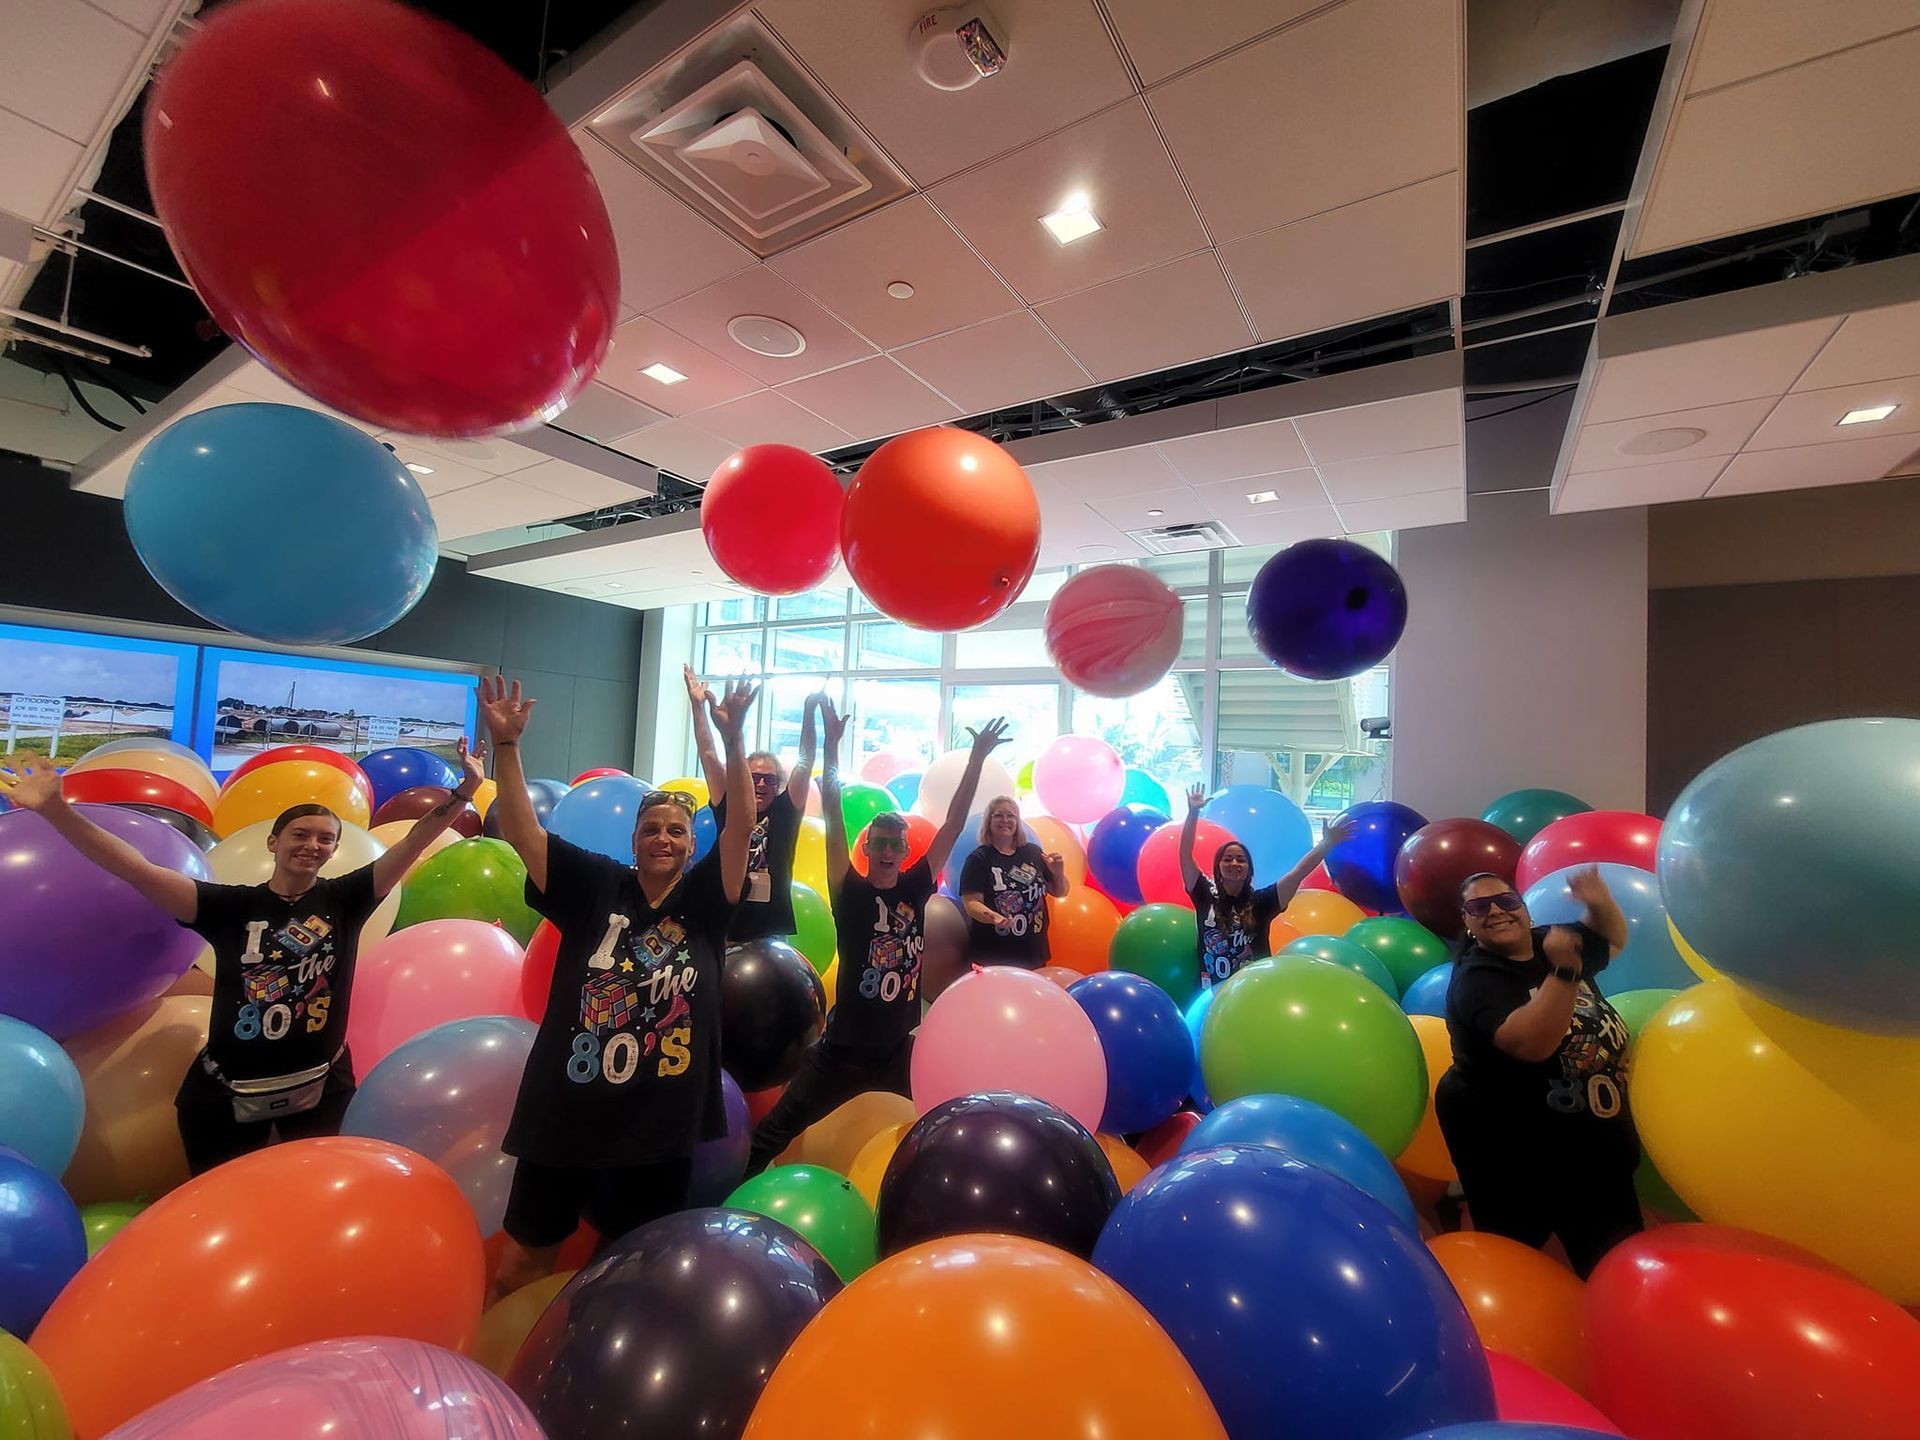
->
[207, 1051, 341, 1124]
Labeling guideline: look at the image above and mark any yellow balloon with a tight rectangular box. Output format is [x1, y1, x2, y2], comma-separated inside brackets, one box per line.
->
[67, 748, 218, 812]
[792, 816, 829, 896]
[470, 778, 499, 819]
[368, 820, 459, 878]
[1665, 916, 1722, 982]
[212, 760, 372, 836]
[820, 958, 838, 1011]
[1397, 1014, 1458, 1182]
[469, 1269, 574, 1377]
[1280, 890, 1367, 937]
[61, 996, 211, 1207]
[848, 1122, 908, 1209]
[657, 775, 710, 810]
[1096, 1133, 1151, 1193]
[1634, 980, 1920, 1302]
[776, 1090, 917, 1173]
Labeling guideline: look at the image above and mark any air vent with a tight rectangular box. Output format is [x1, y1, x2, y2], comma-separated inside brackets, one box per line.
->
[1127, 520, 1240, 554]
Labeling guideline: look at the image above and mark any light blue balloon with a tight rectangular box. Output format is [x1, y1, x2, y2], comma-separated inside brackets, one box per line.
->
[1401, 961, 1453, 1017]
[548, 775, 657, 863]
[1119, 768, 1172, 815]
[124, 403, 438, 645]
[1201, 784, 1313, 880]
[1178, 1093, 1417, 1230]
[885, 771, 922, 810]
[1183, 985, 1215, 1113]
[0, 1016, 84, 1176]
[1523, 860, 1692, 995]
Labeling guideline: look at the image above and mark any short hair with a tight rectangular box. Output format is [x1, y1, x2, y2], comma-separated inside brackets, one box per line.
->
[746, 751, 782, 770]
[1458, 871, 1510, 903]
[868, 810, 910, 836]
[976, 795, 1021, 844]
[270, 804, 340, 839]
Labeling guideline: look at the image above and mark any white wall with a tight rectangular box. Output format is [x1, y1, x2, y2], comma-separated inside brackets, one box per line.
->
[1391, 490, 1648, 819]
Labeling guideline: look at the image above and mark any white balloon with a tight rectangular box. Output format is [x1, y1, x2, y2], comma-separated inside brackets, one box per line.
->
[913, 748, 1017, 824]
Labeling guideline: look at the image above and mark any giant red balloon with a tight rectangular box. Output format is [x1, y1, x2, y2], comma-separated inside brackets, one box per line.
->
[62, 767, 214, 829]
[704, 445, 845, 595]
[1136, 818, 1233, 908]
[1516, 809, 1662, 891]
[841, 427, 1040, 631]
[144, 0, 618, 437]
[1394, 817, 1522, 939]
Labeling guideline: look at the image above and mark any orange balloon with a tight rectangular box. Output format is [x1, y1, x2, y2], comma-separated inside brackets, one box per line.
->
[1280, 889, 1367, 936]
[211, 758, 373, 836]
[470, 1269, 574, 1377]
[1399, 1013, 1458, 1182]
[1028, 815, 1087, 888]
[32, 1136, 485, 1436]
[739, 1236, 1227, 1440]
[1267, 915, 1305, 952]
[60, 996, 210, 1207]
[1428, 1231, 1590, 1397]
[1048, 887, 1121, 974]
[849, 1121, 908, 1208]
[1097, 1133, 1151, 1193]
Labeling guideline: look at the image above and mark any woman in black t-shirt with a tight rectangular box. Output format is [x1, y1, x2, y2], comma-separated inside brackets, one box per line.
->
[479, 673, 757, 1303]
[958, 796, 1068, 968]
[1436, 869, 1639, 1278]
[0, 743, 483, 1172]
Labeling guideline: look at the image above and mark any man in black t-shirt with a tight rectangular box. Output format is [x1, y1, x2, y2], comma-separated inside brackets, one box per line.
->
[958, 796, 1068, 967]
[686, 664, 813, 942]
[746, 696, 1009, 1173]
[1435, 868, 1640, 1278]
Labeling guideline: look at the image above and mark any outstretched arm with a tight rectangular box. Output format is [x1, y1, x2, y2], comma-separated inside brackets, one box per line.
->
[683, 666, 725, 805]
[790, 689, 818, 807]
[0, 754, 198, 921]
[1568, 864, 1629, 954]
[1179, 784, 1205, 892]
[926, 719, 1009, 880]
[1268, 812, 1358, 909]
[478, 675, 547, 893]
[371, 737, 484, 898]
[815, 696, 851, 894]
[707, 679, 759, 905]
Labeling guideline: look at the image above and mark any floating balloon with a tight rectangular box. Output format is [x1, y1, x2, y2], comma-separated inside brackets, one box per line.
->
[483, 777, 571, 839]
[369, 818, 460, 879]
[116, 800, 218, 851]
[1047, 886, 1122, 975]
[346, 920, 528, 1073]
[911, 967, 1107, 1130]
[395, 836, 539, 944]
[784, 881, 836, 972]
[79, 1198, 146, 1257]
[1068, 971, 1194, 1134]
[1032, 735, 1126, 824]
[1135, 1109, 1203, 1165]
[212, 758, 374, 837]
[1108, 903, 1201, 1009]
[516, 920, 560, 1024]
[1043, 564, 1184, 697]
[1429, 1232, 1590, 1398]
[1182, 986, 1214, 1111]
[371, 784, 481, 837]
[703, 445, 844, 595]
[1326, 799, 1428, 912]
[1396, 817, 1523, 939]
[1137, 817, 1234, 909]
[1245, 538, 1408, 680]
[1086, 805, 1167, 905]
[61, 996, 209, 1207]
[0, 1015, 84, 1176]
[60, 765, 215, 830]
[1348, 915, 1451, 994]
[1027, 813, 1087, 886]
[0, 1149, 86, 1337]
[1182, 1093, 1417, 1229]
[1481, 788, 1593, 845]
[1281, 933, 1400, 997]
[1117, 768, 1173, 815]
[720, 940, 825, 1091]
[885, 770, 922, 810]
[683, 1071, 752, 1207]
[1523, 861, 1692, 994]
[81, 735, 206, 767]
[727, 1165, 876, 1281]
[1516, 810, 1659, 892]
[1201, 785, 1314, 878]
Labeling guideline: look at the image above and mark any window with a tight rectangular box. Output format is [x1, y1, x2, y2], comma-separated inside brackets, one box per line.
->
[773, 588, 847, 621]
[764, 675, 845, 759]
[953, 624, 1052, 669]
[700, 628, 761, 676]
[855, 620, 941, 670]
[950, 683, 1059, 754]
[772, 624, 845, 672]
[852, 677, 940, 772]
[1072, 676, 1203, 795]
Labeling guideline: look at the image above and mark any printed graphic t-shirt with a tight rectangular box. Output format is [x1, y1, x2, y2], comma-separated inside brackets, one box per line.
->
[504, 836, 733, 1167]
[188, 869, 381, 1083]
[713, 790, 799, 942]
[1189, 877, 1283, 989]
[959, 842, 1053, 966]
[826, 857, 936, 1052]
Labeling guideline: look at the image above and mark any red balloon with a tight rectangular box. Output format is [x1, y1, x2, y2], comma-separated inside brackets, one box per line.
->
[853, 812, 936, 877]
[1135, 1110, 1201, 1166]
[62, 768, 214, 829]
[223, 745, 369, 793]
[1394, 817, 1522, 939]
[519, 920, 560, 1022]
[704, 445, 845, 595]
[1043, 565, 1183, 698]
[571, 767, 630, 786]
[144, 0, 617, 436]
[1516, 810, 1662, 891]
[1488, 1353, 1624, 1434]
[1588, 1225, 1920, 1440]
[1136, 819, 1233, 908]
[841, 428, 1040, 631]
[370, 784, 481, 837]
[745, 1084, 786, 1126]
[1301, 862, 1338, 892]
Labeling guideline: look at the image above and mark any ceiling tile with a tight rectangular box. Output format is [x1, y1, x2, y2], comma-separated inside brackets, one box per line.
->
[551, 381, 667, 443]
[1087, 486, 1212, 530]
[1708, 431, 1920, 496]
[577, 138, 755, 312]
[690, 388, 854, 453]
[1555, 457, 1730, 512]
[777, 356, 959, 443]
[432, 478, 587, 541]
[1036, 251, 1254, 384]
[1334, 487, 1466, 532]
[1295, 388, 1462, 463]
[1585, 317, 1838, 422]
[1568, 396, 1775, 472]
[599, 316, 760, 416]
[1156, 420, 1310, 482]
[1033, 497, 1145, 565]
[1221, 176, 1462, 342]
[1745, 375, 1920, 450]
[377, 443, 491, 497]
[652, 266, 878, 385]
[1148, 0, 1460, 241]
[0, 109, 83, 223]
[1223, 503, 1344, 546]
[1686, 0, 1920, 93]
[83, 0, 175, 27]
[607, 417, 736, 479]
[1026, 446, 1182, 499]
[512, 457, 650, 510]
[1, 0, 145, 142]
[753, 0, 1134, 185]
[891, 311, 1092, 414]
[373, 430, 531, 475]
[929, 99, 1210, 305]
[1192, 469, 1329, 518]
[768, 197, 1020, 349]
[1101, 0, 1328, 87]
[1317, 446, 1463, 502]
[1794, 298, 1920, 391]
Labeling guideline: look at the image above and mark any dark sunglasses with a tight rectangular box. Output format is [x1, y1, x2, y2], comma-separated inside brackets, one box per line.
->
[749, 772, 782, 786]
[640, 789, 698, 812]
[1462, 891, 1524, 920]
[866, 832, 910, 853]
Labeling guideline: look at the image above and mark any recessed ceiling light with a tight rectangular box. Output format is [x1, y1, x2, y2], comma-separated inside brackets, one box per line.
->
[1247, 489, 1278, 504]
[1619, 426, 1708, 456]
[404, 462, 434, 475]
[1146, 508, 1164, 517]
[1040, 192, 1102, 245]
[641, 362, 687, 386]
[886, 281, 916, 300]
[1839, 403, 1898, 425]
[605, 582, 623, 590]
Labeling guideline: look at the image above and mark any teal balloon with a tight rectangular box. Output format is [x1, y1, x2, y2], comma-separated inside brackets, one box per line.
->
[1479, 788, 1592, 845]
[840, 783, 897, 838]
[1109, 903, 1201, 1009]
[1119, 769, 1171, 814]
[394, 837, 540, 944]
[725, 1164, 876, 1281]
[1345, 916, 1449, 994]
[788, 882, 835, 973]
[1280, 934, 1399, 998]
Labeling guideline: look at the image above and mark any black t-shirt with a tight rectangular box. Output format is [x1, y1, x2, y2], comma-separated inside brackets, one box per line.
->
[1445, 924, 1633, 1131]
[504, 836, 733, 1167]
[826, 857, 936, 1052]
[713, 790, 798, 941]
[958, 842, 1052, 966]
[1190, 877, 1283, 989]
[186, 869, 381, 1083]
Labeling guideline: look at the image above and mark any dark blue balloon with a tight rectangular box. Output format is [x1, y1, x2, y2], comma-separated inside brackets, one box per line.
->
[1403, 1428, 1619, 1440]
[1179, 1094, 1417, 1229]
[359, 745, 460, 812]
[1068, 971, 1195, 1134]
[1245, 538, 1408, 681]
[1327, 800, 1429, 913]
[1182, 985, 1214, 1112]
[1093, 1146, 1493, 1440]
[1086, 805, 1169, 905]
[0, 1148, 87, 1335]
[690, 804, 719, 865]
[1401, 961, 1453, 1017]
[486, 776, 573, 839]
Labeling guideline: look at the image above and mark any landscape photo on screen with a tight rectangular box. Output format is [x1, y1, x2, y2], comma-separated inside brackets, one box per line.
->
[0, 623, 194, 762]
[202, 652, 474, 774]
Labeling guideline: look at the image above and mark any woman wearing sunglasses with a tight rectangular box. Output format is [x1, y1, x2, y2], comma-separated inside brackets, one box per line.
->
[478, 672, 757, 1301]
[1436, 868, 1638, 1277]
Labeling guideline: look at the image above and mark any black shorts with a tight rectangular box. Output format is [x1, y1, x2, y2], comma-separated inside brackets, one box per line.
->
[501, 1155, 694, 1250]
[174, 1047, 356, 1176]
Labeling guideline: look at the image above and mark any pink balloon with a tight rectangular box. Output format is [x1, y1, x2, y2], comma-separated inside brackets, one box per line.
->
[1043, 564, 1183, 698]
[1031, 736, 1125, 824]
[1487, 1352, 1625, 1435]
[911, 966, 1107, 1130]
[1136, 818, 1234, 908]
[345, 920, 527, 1072]
[103, 1336, 540, 1438]
[859, 750, 906, 785]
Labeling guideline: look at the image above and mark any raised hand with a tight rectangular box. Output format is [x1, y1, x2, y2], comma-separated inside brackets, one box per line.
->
[1046, 851, 1066, 875]
[1186, 783, 1206, 814]
[965, 717, 1011, 758]
[457, 735, 486, 790]
[1566, 864, 1611, 909]
[478, 675, 535, 744]
[818, 697, 847, 751]
[707, 678, 760, 738]
[1542, 925, 1585, 975]
[0, 753, 62, 811]
[1323, 812, 1360, 847]
[683, 664, 711, 706]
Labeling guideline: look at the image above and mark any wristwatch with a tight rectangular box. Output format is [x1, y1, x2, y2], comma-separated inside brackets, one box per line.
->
[1548, 964, 1581, 986]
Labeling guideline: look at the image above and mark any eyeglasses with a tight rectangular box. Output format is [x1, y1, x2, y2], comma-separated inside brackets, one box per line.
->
[640, 789, 698, 812]
[1462, 891, 1525, 920]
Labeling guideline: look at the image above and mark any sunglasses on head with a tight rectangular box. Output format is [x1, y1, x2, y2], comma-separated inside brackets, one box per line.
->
[1463, 891, 1524, 920]
[640, 789, 698, 812]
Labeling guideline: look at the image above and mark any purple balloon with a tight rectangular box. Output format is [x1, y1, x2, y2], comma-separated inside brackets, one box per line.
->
[0, 803, 211, 1038]
[1246, 538, 1408, 681]
[688, 1070, 751, 1205]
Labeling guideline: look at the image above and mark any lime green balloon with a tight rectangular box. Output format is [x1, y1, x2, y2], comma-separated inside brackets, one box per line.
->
[1480, 787, 1592, 845]
[1201, 956, 1428, 1155]
[840, 783, 896, 839]
[1109, 903, 1200, 1008]
[725, 1164, 876, 1280]
[1016, 759, 1036, 791]
[1280, 934, 1399, 998]
[1612, 986, 1692, 1218]
[394, 836, 540, 944]
[788, 881, 835, 974]
[78, 1200, 146, 1259]
[0, 1330, 70, 1440]
[1609, 987, 1681, 1039]
[1345, 916, 1450, 994]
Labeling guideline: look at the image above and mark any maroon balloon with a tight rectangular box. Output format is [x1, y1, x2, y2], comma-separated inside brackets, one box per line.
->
[1394, 818, 1523, 939]
[370, 785, 481, 838]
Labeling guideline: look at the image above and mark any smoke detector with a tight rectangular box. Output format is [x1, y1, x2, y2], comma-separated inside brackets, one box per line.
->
[912, 6, 1007, 91]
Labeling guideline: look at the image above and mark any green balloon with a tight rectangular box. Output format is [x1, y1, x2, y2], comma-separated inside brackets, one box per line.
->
[725, 1164, 876, 1281]
[1345, 916, 1450, 994]
[394, 836, 541, 944]
[1480, 788, 1593, 845]
[840, 783, 897, 839]
[0, 1329, 69, 1440]
[1109, 903, 1200, 1009]
[1201, 956, 1428, 1155]
[1016, 759, 1036, 791]
[1609, 987, 1681, 1039]
[787, 881, 835, 973]
[1280, 934, 1399, 998]
[78, 1199, 146, 1259]
[1119, 768, 1171, 814]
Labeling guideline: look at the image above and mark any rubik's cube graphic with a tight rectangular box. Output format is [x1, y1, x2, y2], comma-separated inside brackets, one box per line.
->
[581, 974, 640, 1036]
[243, 965, 293, 1006]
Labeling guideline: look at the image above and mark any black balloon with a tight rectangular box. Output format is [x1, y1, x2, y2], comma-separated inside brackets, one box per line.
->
[116, 801, 217, 851]
[507, 1207, 841, 1439]
[483, 776, 571, 839]
[877, 1091, 1122, 1259]
[720, 938, 825, 1090]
